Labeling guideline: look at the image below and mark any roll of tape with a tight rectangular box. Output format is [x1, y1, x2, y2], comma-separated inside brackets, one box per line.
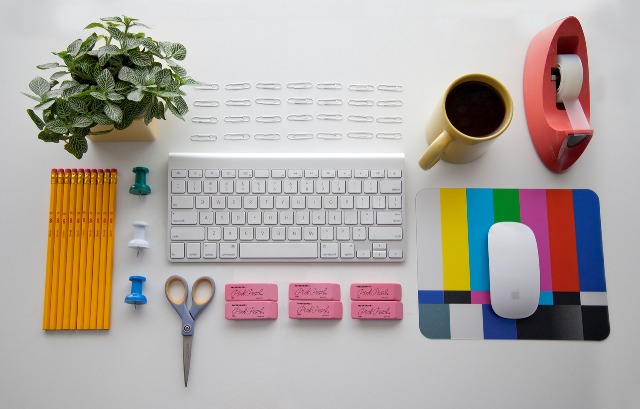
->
[556, 54, 591, 131]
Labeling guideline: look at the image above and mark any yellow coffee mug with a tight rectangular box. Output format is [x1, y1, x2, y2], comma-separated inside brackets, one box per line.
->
[419, 73, 513, 170]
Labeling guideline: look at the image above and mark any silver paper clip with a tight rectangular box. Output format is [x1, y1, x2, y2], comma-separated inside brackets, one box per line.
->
[377, 84, 403, 92]
[349, 99, 374, 106]
[226, 99, 251, 106]
[287, 133, 314, 140]
[224, 133, 250, 140]
[287, 114, 313, 121]
[376, 132, 402, 139]
[194, 83, 219, 90]
[317, 113, 343, 121]
[347, 132, 373, 139]
[255, 98, 281, 105]
[256, 82, 282, 90]
[377, 100, 403, 107]
[224, 115, 250, 123]
[190, 134, 217, 141]
[348, 84, 374, 92]
[377, 116, 403, 123]
[254, 133, 281, 140]
[317, 99, 343, 106]
[191, 116, 218, 123]
[225, 82, 251, 90]
[193, 100, 220, 107]
[316, 132, 343, 140]
[287, 98, 314, 105]
[287, 82, 313, 89]
[317, 83, 342, 90]
[348, 115, 374, 122]
[256, 115, 282, 123]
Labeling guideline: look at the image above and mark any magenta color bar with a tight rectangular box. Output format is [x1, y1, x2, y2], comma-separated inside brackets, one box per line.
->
[519, 189, 552, 291]
[225, 301, 278, 320]
[351, 301, 403, 320]
[350, 283, 402, 301]
[225, 283, 278, 301]
[470, 291, 491, 304]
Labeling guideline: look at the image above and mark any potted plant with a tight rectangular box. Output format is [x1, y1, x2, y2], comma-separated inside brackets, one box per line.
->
[23, 16, 198, 159]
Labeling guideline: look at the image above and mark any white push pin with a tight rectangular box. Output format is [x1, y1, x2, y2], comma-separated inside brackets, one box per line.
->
[128, 221, 150, 257]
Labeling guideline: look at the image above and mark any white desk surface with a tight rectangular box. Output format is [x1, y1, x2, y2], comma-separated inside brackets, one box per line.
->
[1, 0, 639, 407]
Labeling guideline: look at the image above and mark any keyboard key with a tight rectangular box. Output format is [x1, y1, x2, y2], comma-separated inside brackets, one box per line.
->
[272, 169, 286, 178]
[203, 243, 217, 258]
[254, 169, 269, 178]
[379, 180, 402, 194]
[222, 169, 236, 178]
[205, 169, 220, 178]
[239, 169, 253, 178]
[199, 212, 214, 225]
[338, 169, 352, 178]
[172, 211, 198, 225]
[355, 169, 369, 178]
[207, 227, 222, 240]
[340, 243, 355, 258]
[219, 243, 238, 258]
[172, 169, 187, 178]
[187, 180, 202, 194]
[321, 169, 336, 178]
[172, 196, 194, 209]
[171, 243, 185, 259]
[376, 211, 403, 225]
[368, 227, 403, 240]
[171, 180, 186, 193]
[188, 169, 203, 178]
[387, 170, 402, 178]
[320, 243, 339, 258]
[171, 227, 205, 241]
[371, 170, 385, 178]
[240, 243, 318, 259]
[304, 169, 319, 178]
[186, 243, 201, 259]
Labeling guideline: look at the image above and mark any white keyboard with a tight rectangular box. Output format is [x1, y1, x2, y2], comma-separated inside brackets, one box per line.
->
[168, 153, 405, 262]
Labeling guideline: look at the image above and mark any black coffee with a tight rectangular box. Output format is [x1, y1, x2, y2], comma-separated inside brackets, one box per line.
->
[445, 81, 506, 137]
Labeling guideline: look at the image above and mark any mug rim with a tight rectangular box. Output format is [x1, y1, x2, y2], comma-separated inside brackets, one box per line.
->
[443, 73, 514, 142]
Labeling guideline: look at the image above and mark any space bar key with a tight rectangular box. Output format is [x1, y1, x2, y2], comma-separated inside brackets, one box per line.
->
[240, 243, 318, 259]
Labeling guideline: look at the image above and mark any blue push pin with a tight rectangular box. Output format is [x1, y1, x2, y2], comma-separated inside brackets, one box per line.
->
[129, 167, 151, 197]
[125, 276, 147, 310]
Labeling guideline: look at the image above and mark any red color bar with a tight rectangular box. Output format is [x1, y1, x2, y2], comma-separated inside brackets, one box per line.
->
[546, 190, 580, 291]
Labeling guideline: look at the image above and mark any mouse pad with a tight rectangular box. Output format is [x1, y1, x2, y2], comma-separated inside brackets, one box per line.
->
[416, 188, 609, 341]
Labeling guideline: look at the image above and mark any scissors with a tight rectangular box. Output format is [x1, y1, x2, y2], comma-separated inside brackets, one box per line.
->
[165, 275, 215, 387]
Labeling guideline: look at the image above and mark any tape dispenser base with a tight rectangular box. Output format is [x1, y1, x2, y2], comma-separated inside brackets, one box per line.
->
[523, 16, 593, 173]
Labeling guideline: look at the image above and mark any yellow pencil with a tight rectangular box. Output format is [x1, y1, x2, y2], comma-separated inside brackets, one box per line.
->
[83, 170, 98, 329]
[49, 170, 64, 329]
[103, 169, 117, 329]
[77, 169, 91, 328]
[96, 170, 110, 329]
[42, 169, 58, 330]
[55, 169, 71, 330]
[62, 169, 77, 329]
[69, 169, 84, 329]
[90, 170, 104, 329]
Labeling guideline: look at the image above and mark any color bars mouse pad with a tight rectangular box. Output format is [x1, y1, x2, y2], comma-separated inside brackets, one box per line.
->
[416, 188, 609, 341]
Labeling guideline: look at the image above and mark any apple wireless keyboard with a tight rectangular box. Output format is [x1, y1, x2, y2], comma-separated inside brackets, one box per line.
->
[168, 152, 405, 262]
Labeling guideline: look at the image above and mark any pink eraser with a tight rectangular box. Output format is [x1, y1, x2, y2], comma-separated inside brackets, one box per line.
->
[351, 301, 403, 320]
[289, 283, 341, 300]
[225, 283, 278, 301]
[350, 283, 402, 301]
[288, 301, 343, 319]
[225, 301, 278, 320]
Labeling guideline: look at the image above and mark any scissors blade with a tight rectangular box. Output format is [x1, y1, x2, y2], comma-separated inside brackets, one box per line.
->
[183, 335, 192, 387]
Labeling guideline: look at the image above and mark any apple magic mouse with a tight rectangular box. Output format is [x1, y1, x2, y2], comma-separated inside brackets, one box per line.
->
[488, 222, 541, 319]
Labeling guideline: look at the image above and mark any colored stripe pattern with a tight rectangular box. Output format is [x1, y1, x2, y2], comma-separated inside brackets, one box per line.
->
[417, 188, 609, 341]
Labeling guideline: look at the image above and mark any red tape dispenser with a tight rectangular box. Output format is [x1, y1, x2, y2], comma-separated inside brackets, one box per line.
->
[523, 16, 593, 173]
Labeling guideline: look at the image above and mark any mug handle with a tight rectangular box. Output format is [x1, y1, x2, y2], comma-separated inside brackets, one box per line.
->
[418, 131, 453, 170]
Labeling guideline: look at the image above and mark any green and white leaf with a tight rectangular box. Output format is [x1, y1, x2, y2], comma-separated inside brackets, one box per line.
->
[37, 62, 61, 70]
[84, 22, 105, 30]
[172, 43, 187, 60]
[96, 69, 115, 92]
[90, 91, 108, 101]
[127, 88, 144, 102]
[72, 115, 93, 128]
[67, 39, 82, 56]
[27, 109, 46, 130]
[21, 92, 42, 102]
[129, 49, 152, 67]
[107, 92, 125, 101]
[50, 71, 69, 81]
[46, 119, 69, 134]
[65, 135, 88, 159]
[107, 26, 126, 42]
[34, 99, 55, 111]
[101, 16, 123, 23]
[29, 77, 51, 97]
[173, 96, 188, 116]
[79, 33, 98, 54]
[104, 101, 123, 122]
[68, 98, 88, 113]
[166, 60, 187, 77]
[55, 100, 72, 117]
[38, 130, 62, 143]
[92, 113, 112, 125]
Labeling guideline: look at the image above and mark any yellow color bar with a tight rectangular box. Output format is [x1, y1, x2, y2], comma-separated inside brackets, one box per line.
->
[440, 188, 470, 291]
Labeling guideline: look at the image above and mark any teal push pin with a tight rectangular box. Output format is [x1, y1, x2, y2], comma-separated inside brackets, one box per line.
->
[125, 276, 147, 311]
[130, 167, 151, 196]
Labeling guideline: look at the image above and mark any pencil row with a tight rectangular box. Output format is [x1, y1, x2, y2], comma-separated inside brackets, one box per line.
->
[43, 169, 117, 330]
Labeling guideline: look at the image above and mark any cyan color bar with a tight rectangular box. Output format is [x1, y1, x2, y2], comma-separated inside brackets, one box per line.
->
[573, 190, 607, 291]
[467, 189, 494, 291]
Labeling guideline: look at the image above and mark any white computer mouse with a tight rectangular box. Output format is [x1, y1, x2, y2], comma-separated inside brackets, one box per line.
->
[488, 222, 541, 319]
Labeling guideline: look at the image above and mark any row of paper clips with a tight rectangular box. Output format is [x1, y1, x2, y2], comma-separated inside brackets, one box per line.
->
[193, 99, 403, 107]
[190, 132, 402, 141]
[194, 82, 403, 92]
[190, 115, 403, 124]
